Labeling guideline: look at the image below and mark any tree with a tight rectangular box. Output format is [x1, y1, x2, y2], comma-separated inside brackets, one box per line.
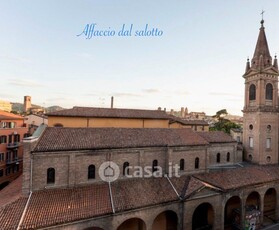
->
[210, 109, 241, 134]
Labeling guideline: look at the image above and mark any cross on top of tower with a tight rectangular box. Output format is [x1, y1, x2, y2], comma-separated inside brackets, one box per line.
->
[261, 10, 265, 25]
[261, 10, 265, 19]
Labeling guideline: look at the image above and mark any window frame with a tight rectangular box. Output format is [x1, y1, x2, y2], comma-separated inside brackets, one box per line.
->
[47, 168, 55, 184]
[88, 164, 96, 179]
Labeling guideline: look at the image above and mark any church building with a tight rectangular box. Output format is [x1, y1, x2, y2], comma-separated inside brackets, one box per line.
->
[1, 18, 279, 230]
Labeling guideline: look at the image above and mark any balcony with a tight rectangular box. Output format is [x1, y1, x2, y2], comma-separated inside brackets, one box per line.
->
[6, 157, 22, 165]
[6, 142, 21, 149]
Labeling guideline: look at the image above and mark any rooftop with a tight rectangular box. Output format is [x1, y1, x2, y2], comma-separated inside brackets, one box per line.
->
[197, 131, 236, 143]
[0, 110, 25, 120]
[1, 165, 279, 229]
[194, 165, 279, 191]
[47, 106, 170, 119]
[33, 127, 210, 152]
[169, 115, 209, 126]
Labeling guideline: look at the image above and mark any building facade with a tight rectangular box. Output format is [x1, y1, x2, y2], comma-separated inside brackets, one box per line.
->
[47, 106, 209, 131]
[242, 19, 279, 165]
[0, 110, 28, 189]
[24, 114, 48, 134]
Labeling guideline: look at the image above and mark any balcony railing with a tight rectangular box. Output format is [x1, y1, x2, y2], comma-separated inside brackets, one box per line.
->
[6, 142, 21, 149]
[6, 157, 22, 165]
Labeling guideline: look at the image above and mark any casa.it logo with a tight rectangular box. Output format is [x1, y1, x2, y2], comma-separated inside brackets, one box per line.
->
[98, 161, 120, 182]
[99, 161, 180, 182]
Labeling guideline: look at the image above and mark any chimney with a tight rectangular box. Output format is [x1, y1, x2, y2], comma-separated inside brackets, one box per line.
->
[111, 96, 114, 109]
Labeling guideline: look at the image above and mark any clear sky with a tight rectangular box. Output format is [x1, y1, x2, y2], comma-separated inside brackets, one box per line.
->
[1, 0, 279, 115]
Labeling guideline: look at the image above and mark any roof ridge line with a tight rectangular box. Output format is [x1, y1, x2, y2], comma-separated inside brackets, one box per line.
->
[17, 191, 32, 230]
[165, 175, 181, 199]
[108, 182, 115, 213]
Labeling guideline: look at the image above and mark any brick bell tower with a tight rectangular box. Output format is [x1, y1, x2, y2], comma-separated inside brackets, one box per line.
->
[243, 18, 279, 165]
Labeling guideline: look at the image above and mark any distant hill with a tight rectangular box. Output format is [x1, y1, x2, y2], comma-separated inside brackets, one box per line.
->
[45, 106, 64, 113]
[11, 103, 24, 113]
[11, 103, 64, 114]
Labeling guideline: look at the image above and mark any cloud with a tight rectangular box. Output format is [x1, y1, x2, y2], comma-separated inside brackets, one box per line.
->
[0, 55, 32, 64]
[142, 88, 160, 93]
[209, 92, 243, 97]
[46, 97, 67, 102]
[9, 79, 44, 87]
[83, 93, 99, 96]
[0, 93, 15, 98]
[175, 90, 189, 96]
[113, 93, 141, 97]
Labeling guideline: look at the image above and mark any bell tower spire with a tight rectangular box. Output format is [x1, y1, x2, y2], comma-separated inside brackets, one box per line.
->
[242, 15, 279, 165]
[251, 17, 272, 70]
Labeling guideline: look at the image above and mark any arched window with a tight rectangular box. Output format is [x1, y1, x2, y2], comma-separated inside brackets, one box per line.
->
[180, 159, 185, 171]
[217, 153, 221, 163]
[249, 84, 256, 100]
[88, 165, 95, 179]
[195, 157, 199, 169]
[123, 162, 129, 176]
[227, 152, 230, 162]
[47, 168, 55, 184]
[152, 160, 158, 173]
[266, 83, 273, 100]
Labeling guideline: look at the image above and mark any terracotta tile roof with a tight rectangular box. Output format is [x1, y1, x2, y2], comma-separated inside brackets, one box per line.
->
[194, 165, 279, 191]
[33, 128, 209, 152]
[197, 131, 236, 143]
[20, 183, 112, 229]
[0, 175, 22, 207]
[3, 165, 279, 228]
[184, 177, 206, 197]
[0, 110, 25, 120]
[169, 175, 204, 198]
[169, 115, 209, 126]
[0, 197, 28, 230]
[47, 106, 170, 119]
[111, 177, 179, 212]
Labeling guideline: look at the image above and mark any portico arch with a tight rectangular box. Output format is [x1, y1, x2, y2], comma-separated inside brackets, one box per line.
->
[152, 210, 178, 230]
[117, 218, 146, 230]
[246, 191, 260, 210]
[192, 202, 214, 230]
[224, 196, 241, 230]
[264, 188, 277, 225]
[245, 191, 261, 229]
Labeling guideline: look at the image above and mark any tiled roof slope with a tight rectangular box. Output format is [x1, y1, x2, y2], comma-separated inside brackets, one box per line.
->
[20, 183, 112, 230]
[2, 165, 279, 228]
[47, 106, 170, 119]
[0, 110, 25, 120]
[197, 131, 236, 143]
[169, 115, 208, 126]
[194, 165, 279, 191]
[0, 197, 28, 230]
[170, 175, 205, 198]
[33, 128, 209, 152]
[112, 177, 179, 212]
[0, 175, 22, 207]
